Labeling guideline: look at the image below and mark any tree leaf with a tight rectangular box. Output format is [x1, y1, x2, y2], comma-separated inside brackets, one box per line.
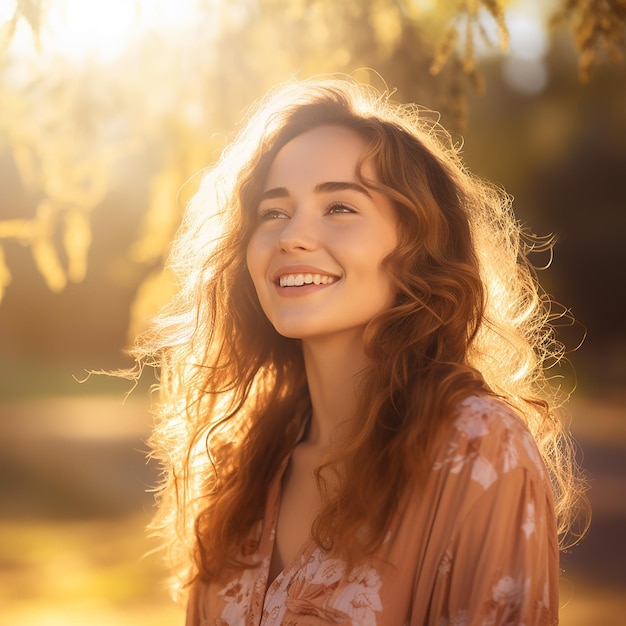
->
[63, 209, 91, 283]
[31, 237, 66, 292]
[0, 219, 36, 242]
[32, 199, 66, 291]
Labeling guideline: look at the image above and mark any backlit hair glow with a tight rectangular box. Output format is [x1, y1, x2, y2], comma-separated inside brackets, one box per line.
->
[129, 77, 588, 598]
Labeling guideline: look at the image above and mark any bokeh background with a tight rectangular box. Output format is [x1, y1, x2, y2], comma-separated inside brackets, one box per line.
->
[1, 0, 625, 624]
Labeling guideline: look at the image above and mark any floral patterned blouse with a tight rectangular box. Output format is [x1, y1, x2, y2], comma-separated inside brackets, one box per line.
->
[186, 395, 559, 625]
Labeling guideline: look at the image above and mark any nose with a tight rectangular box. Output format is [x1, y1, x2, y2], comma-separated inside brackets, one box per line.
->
[277, 211, 318, 253]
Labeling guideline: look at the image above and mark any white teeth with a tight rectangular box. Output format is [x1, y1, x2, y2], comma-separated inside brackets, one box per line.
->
[278, 273, 337, 287]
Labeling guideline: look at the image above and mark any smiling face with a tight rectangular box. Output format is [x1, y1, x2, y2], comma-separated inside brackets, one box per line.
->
[246, 124, 398, 344]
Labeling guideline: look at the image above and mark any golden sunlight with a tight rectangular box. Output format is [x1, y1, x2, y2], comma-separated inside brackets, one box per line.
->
[3, 0, 209, 63]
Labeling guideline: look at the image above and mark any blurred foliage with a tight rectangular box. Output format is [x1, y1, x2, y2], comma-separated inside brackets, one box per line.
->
[0, 8, 624, 621]
[0, 0, 624, 348]
[430, 0, 509, 98]
[552, 0, 626, 80]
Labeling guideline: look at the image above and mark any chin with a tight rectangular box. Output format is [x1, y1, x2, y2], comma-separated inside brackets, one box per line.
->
[271, 325, 315, 340]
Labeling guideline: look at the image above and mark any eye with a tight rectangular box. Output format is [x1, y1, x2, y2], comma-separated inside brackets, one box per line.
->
[327, 202, 356, 215]
[258, 207, 288, 221]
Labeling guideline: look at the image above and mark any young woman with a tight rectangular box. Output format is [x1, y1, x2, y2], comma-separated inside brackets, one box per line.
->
[132, 77, 587, 625]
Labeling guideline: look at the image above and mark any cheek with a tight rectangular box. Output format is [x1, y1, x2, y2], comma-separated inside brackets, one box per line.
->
[373, 241, 399, 304]
[245, 240, 254, 275]
[246, 233, 260, 272]
[246, 234, 268, 292]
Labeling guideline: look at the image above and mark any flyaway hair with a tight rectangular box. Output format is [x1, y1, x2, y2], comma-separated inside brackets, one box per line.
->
[127, 76, 588, 598]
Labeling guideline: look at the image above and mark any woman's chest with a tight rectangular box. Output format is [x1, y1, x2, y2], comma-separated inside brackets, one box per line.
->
[269, 445, 323, 582]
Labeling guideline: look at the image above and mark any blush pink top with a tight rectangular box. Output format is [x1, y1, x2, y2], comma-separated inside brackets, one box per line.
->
[186, 395, 559, 625]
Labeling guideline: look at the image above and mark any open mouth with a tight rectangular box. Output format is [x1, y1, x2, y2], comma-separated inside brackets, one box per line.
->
[277, 273, 338, 287]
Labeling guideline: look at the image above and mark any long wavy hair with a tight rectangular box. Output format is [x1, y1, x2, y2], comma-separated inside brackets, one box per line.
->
[130, 77, 587, 597]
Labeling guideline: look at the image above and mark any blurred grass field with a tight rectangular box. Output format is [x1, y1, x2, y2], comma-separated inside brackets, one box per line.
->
[0, 516, 184, 626]
[0, 518, 622, 626]
[0, 394, 624, 625]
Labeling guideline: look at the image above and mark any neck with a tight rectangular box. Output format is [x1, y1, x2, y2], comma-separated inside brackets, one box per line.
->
[301, 330, 370, 450]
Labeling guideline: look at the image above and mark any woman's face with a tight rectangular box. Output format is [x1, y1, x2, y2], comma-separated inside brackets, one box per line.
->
[246, 124, 398, 343]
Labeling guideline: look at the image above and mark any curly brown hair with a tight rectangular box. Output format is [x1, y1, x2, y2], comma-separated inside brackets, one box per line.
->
[129, 77, 587, 597]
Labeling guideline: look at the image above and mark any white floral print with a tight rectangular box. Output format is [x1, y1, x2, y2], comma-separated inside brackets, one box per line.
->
[501, 428, 520, 473]
[187, 395, 558, 626]
[434, 396, 545, 493]
[261, 547, 383, 625]
[454, 405, 491, 439]
[336, 565, 383, 624]
[470, 455, 498, 490]
[438, 549, 453, 578]
[492, 575, 522, 604]
[521, 500, 537, 539]
[218, 557, 269, 625]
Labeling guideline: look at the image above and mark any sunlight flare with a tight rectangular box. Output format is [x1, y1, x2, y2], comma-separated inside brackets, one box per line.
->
[3, 0, 209, 63]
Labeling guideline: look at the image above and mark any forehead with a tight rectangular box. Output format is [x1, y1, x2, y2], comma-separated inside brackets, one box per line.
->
[263, 125, 373, 190]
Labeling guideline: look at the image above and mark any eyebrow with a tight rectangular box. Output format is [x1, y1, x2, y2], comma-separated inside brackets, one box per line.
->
[259, 181, 373, 202]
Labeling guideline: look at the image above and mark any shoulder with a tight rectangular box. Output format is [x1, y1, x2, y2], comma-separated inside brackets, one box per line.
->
[432, 394, 548, 492]
[408, 396, 560, 626]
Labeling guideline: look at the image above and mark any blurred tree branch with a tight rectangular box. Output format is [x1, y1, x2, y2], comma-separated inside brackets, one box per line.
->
[0, 0, 624, 317]
[552, 0, 626, 80]
[0, 0, 45, 54]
